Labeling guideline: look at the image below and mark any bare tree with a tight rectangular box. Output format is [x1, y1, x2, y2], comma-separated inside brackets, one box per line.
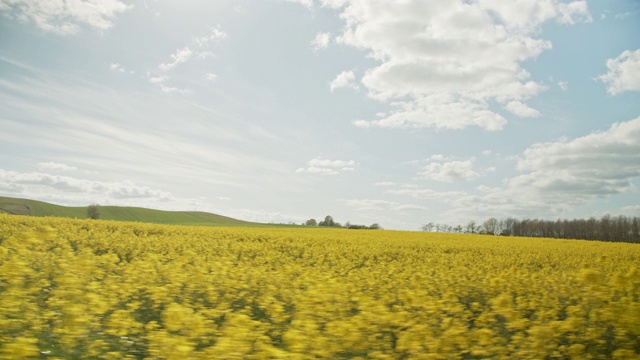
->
[465, 220, 477, 234]
[482, 217, 499, 235]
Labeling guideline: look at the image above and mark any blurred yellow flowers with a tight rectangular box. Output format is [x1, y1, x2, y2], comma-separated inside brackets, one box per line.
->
[1, 214, 638, 359]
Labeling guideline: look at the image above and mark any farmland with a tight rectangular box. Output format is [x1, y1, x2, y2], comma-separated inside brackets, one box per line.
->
[1, 214, 639, 359]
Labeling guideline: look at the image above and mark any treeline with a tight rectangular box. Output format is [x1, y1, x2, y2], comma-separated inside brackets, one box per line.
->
[422, 215, 640, 243]
[305, 216, 381, 230]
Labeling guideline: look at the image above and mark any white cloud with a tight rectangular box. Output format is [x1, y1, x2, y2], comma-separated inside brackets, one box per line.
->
[419, 157, 481, 183]
[505, 100, 541, 118]
[284, 0, 314, 8]
[195, 25, 228, 47]
[620, 205, 640, 216]
[148, 74, 168, 84]
[355, 94, 506, 131]
[515, 116, 640, 197]
[331, 0, 590, 130]
[556, 0, 593, 24]
[159, 47, 193, 71]
[147, 73, 189, 94]
[196, 51, 215, 60]
[344, 199, 427, 212]
[157, 25, 227, 74]
[320, 0, 347, 8]
[205, 73, 218, 81]
[397, 116, 640, 221]
[311, 32, 331, 50]
[110, 63, 124, 72]
[110, 62, 133, 74]
[374, 181, 396, 186]
[0, 0, 132, 34]
[330, 70, 359, 92]
[37, 162, 77, 172]
[387, 187, 469, 202]
[558, 81, 568, 91]
[0, 169, 174, 201]
[598, 49, 640, 95]
[159, 84, 190, 94]
[296, 157, 356, 175]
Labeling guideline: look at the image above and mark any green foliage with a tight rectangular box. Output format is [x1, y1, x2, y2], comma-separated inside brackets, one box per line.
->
[318, 215, 335, 227]
[87, 204, 101, 220]
[0, 196, 258, 227]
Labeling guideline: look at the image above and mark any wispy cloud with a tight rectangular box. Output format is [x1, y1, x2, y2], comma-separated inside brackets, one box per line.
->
[109, 63, 134, 74]
[158, 25, 228, 72]
[0, 168, 174, 201]
[205, 73, 218, 81]
[344, 199, 427, 212]
[0, 0, 132, 35]
[195, 25, 228, 46]
[37, 162, 77, 172]
[159, 47, 193, 71]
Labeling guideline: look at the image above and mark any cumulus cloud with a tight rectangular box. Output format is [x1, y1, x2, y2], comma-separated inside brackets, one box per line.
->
[355, 94, 506, 130]
[390, 116, 640, 221]
[296, 157, 356, 175]
[419, 156, 481, 183]
[505, 100, 541, 118]
[0, 169, 174, 201]
[0, 0, 132, 34]
[330, 70, 359, 92]
[515, 116, 640, 197]
[311, 32, 331, 50]
[598, 49, 640, 95]
[37, 162, 77, 172]
[329, 0, 591, 131]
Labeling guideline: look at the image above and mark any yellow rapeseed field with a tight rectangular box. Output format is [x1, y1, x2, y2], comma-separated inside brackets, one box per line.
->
[0, 214, 639, 359]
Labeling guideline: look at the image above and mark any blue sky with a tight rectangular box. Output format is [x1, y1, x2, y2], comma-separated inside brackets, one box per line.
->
[1, 0, 639, 230]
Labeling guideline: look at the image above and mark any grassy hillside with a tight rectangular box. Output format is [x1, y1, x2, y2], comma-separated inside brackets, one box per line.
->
[0, 196, 258, 226]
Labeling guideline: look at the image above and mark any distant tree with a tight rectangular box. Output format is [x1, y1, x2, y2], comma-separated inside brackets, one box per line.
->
[87, 204, 100, 220]
[453, 225, 463, 233]
[305, 218, 317, 226]
[421, 222, 435, 232]
[465, 220, 477, 234]
[369, 223, 381, 230]
[319, 215, 335, 227]
[482, 217, 499, 235]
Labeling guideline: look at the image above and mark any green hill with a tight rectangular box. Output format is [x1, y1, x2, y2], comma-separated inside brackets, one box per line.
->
[0, 196, 259, 227]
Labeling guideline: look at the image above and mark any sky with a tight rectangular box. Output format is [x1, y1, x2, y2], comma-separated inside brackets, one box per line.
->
[0, 0, 639, 230]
